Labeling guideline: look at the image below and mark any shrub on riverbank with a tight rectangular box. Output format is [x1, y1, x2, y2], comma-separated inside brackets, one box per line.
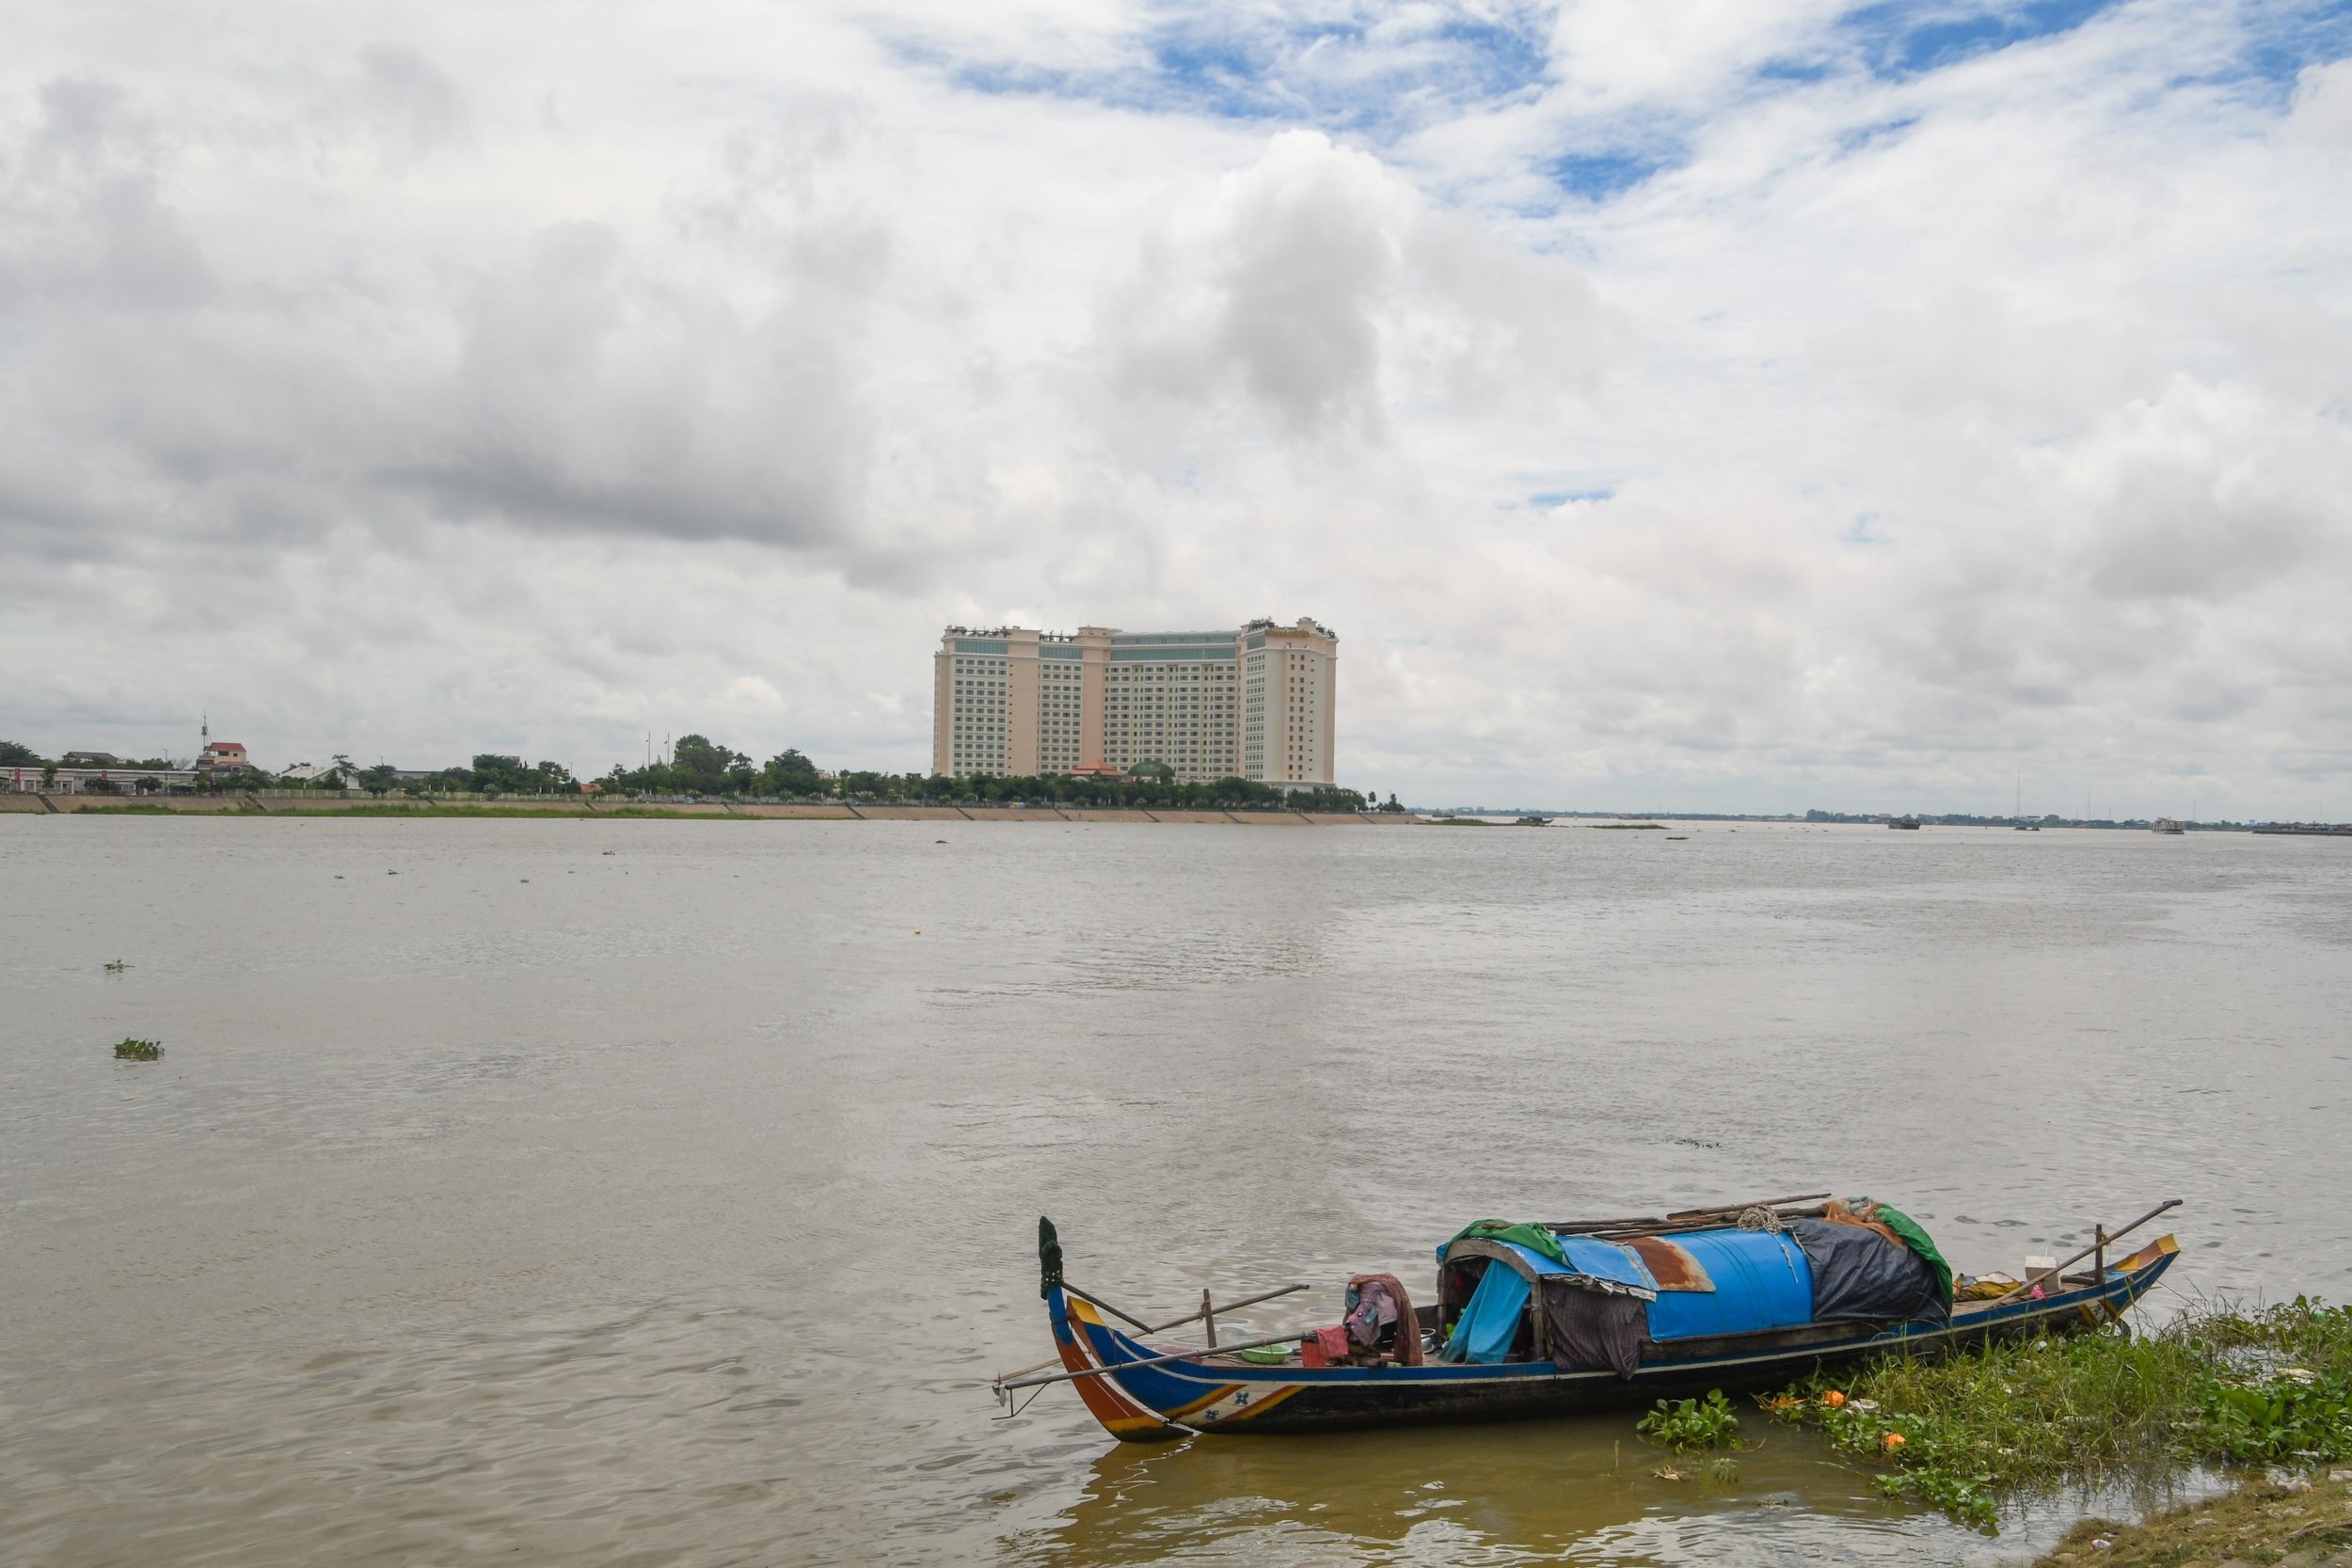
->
[1766, 1299, 2352, 1530]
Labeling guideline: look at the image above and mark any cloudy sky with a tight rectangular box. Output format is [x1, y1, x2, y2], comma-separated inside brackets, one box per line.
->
[5, 1, 2348, 814]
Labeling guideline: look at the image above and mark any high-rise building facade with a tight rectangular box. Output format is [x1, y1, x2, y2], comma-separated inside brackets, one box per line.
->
[934, 618, 1337, 787]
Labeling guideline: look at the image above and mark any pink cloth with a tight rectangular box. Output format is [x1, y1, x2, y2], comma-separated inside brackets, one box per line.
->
[1345, 1273, 1423, 1366]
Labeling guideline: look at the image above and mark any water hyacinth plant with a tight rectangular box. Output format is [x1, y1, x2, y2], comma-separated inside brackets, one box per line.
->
[112, 1037, 164, 1061]
[1766, 1298, 2352, 1532]
[1637, 1388, 1744, 1451]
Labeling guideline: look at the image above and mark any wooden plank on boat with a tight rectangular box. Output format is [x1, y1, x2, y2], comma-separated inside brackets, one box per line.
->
[1546, 1193, 1832, 1234]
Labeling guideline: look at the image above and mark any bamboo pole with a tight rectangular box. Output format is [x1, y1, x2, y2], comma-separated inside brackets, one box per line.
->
[994, 1283, 1309, 1384]
[994, 1328, 1314, 1394]
[1545, 1193, 1833, 1233]
[1988, 1199, 2179, 1307]
[1143, 1283, 1305, 1335]
[1064, 1284, 1155, 1335]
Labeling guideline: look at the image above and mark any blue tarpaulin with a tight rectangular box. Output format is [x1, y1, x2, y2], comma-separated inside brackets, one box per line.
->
[1443, 1259, 1532, 1363]
[1555, 1235, 1661, 1295]
[1438, 1236, 1661, 1298]
[1642, 1230, 1815, 1340]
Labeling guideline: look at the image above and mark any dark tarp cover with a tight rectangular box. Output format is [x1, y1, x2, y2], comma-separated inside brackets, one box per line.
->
[1541, 1279, 1645, 1379]
[1790, 1218, 1945, 1324]
[1865, 1202, 1954, 1307]
[1445, 1220, 1568, 1266]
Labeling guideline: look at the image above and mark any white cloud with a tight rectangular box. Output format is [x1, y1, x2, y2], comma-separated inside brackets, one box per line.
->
[1, 0, 2347, 816]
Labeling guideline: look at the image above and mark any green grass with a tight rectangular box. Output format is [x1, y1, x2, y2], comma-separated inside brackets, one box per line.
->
[113, 1037, 164, 1061]
[1764, 1298, 2352, 1531]
[2034, 1474, 2352, 1566]
[71, 801, 216, 814]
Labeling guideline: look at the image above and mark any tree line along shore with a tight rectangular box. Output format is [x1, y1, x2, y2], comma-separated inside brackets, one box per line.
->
[0, 794, 1399, 823]
[3, 735, 1381, 815]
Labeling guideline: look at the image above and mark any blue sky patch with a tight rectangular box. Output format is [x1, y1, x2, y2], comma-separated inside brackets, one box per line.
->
[1544, 150, 1673, 201]
[908, 2, 1552, 135]
[1756, 55, 1837, 84]
[1529, 488, 1616, 507]
[2233, 1, 2352, 91]
[896, 2, 1554, 138]
[1837, 114, 1921, 153]
[1837, 0, 2122, 81]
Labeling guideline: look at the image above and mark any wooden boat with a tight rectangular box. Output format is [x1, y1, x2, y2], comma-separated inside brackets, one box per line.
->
[999, 1198, 2181, 1442]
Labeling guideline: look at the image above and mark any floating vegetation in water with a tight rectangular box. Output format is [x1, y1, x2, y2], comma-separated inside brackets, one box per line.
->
[1638, 1389, 1744, 1451]
[1767, 1298, 2352, 1531]
[113, 1037, 164, 1061]
[103, 958, 131, 973]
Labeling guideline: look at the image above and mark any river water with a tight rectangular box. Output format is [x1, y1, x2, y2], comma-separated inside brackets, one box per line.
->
[3, 816, 2346, 1566]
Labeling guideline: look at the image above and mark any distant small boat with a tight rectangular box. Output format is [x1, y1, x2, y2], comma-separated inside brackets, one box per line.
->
[1888, 816, 1920, 830]
[1002, 1197, 2181, 1442]
[1515, 816, 1549, 827]
[2153, 819, 2185, 835]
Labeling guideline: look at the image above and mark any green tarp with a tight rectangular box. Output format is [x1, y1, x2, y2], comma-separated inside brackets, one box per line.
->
[1445, 1219, 1567, 1266]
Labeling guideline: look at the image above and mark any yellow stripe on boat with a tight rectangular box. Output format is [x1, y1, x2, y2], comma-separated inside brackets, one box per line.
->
[1060, 1298, 1180, 1438]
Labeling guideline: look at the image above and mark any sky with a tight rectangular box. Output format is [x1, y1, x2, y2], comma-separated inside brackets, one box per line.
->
[3, 0, 2348, 816]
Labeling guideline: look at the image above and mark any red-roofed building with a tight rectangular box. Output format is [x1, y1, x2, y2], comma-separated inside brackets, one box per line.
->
[198, 739, 252, 777]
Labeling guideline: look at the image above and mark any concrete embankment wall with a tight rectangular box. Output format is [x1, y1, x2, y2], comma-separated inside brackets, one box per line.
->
[7, 793, 1417, 825]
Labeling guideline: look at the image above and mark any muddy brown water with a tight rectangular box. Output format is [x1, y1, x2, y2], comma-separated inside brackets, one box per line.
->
[3, 817, 2346, 1565]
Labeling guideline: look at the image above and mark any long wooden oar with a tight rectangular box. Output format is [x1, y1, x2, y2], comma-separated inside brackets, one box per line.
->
[1987, 1198, 2181, 1307]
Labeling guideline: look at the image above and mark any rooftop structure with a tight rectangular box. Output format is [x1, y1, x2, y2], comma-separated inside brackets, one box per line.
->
[198, 739, 252, 775]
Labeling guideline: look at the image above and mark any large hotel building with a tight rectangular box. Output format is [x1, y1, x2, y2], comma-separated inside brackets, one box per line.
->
[934, 618, 1338, 787]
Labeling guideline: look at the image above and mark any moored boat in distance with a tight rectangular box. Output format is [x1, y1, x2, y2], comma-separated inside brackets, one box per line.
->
[999, 1196, 2181, 1441]
[1888, 816, 1920, 830]
[2153, 818, 2185, 834]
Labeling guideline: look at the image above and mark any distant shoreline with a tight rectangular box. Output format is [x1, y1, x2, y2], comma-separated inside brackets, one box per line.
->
[0, 794, 1406, 826]
[7, 795, 2337, 832]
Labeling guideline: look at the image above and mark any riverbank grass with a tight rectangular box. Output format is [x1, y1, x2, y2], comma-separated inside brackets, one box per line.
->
[2038, 1473, 2352, 1565]
[1766, 1299, 2352, 1531]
